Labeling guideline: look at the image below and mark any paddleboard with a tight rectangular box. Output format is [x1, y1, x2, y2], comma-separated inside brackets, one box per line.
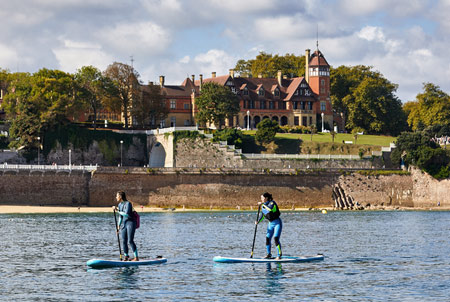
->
[87, 257, 167, 268]
[213, 254, 324, 263]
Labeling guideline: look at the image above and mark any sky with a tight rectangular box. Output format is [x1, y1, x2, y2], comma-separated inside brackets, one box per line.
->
[1, 0, 450, 103]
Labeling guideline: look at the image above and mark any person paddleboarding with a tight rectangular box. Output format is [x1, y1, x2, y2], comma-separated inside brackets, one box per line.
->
[115, 191, 139, 261]
[256, 192, 282, 260]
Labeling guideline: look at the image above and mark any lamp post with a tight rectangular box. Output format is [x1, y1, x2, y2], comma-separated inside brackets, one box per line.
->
[37, 136, 40, 165]
[246, 110, 250, 131]
[321, 112, 324, 132]
[120, 140, 123, 167]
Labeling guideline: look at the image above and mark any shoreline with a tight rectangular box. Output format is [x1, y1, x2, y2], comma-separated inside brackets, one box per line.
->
[0, 205, 449, 214]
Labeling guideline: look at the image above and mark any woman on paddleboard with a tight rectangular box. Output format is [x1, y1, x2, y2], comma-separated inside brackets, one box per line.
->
[115, 191, 139, 261]
[256, 192, 282, 260]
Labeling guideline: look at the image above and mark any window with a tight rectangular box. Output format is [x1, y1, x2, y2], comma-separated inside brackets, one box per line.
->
[294, 116, 299, 125]
[184, 119, 190, 126]
[170, 100, 176, 109]
[320, 102, 326, 111]
[184, 103, 190, 110]
[274, 89, 280, 96]
[269, 101, 274, 109]
[260, 100, 266, 109]
[309, 117, 313, 125]
[301, 101, 305, 110]
[170, 116, 176, 127]
[250, 100, 255, 109]
[258, 88, 265, 96]
[308, 102, 313, 110]
[293, 101, 298, 110]
[160, 119, 166, 128]
[243, 88, 249, 95]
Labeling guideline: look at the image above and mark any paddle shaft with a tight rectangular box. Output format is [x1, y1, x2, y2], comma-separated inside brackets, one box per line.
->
[113, 208, 123, 260]
[250, 204, 261, 258]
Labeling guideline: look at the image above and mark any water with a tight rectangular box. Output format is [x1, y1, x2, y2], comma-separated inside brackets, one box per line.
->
[0, 211, 449, 301]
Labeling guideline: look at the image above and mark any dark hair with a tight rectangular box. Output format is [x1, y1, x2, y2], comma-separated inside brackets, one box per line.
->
[262, 192, 273, 201]
[117, 191, 127, 201]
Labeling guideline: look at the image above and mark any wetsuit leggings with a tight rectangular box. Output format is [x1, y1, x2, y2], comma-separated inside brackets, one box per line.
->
[121, 221, 137, 257]
[266, 218, 282, 257]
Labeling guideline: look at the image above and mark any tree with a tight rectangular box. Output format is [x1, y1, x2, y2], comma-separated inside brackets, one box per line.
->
[255, 118, 279, 144]
[74, 66, 117, 129]
[234, 52, 305, 78]
[330, 65, 407, 135]
[131, 84, 168, 128]
[406, 83, 450, 131]
[195, 82, 239, 128]
[4, 69, 75, 150]
[104, 62, 140, 129]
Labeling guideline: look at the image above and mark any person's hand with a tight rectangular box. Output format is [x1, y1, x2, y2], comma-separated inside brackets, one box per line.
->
[255, 221, 258, 225]
[257, 201, 262, 205]
[112, 206, 117, 210]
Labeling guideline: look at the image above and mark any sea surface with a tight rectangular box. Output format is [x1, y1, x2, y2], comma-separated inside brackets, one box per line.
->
[0, 210, 449, 301]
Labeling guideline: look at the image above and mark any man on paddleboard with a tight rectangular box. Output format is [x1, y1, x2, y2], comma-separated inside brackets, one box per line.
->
[115, 191, 139, 261]
[256, 192, 282, 260]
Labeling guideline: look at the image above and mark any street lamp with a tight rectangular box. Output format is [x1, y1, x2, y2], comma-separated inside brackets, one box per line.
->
[37, 136, 40, 165]
[246, 110, 250, 131]
[120, 140, 123, 167]
[321, 112, 324, 132]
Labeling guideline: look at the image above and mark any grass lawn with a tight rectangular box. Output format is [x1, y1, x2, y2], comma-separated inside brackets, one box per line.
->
[241, 131, 397, 155]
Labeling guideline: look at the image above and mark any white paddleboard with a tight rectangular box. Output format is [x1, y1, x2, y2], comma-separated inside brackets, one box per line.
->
[213, 254, 324, 263]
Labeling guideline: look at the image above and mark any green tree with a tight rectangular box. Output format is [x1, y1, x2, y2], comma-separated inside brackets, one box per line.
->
[74, 66, 117, 129]
[331, 65, 407, 135]
[406, 83, 450, 131]
[234, 52, 305, 78]
[256, 118, 279, 144]
[131, 84, 168, 128]
[195, 82, 239, 128]
[104, 62, 140, 129]
[4, 69, 75, 150]
[212, 128, 244, 149]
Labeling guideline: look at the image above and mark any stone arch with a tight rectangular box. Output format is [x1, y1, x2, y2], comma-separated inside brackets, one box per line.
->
[272, 116, 279, 123]
[253, 116, 261, 127]
[281, 116, 288, 126]
[149, 142, 166, 167]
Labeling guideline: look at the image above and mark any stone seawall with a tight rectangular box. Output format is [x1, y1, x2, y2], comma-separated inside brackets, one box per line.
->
[0, 170, 90, 206]
[0, 167, 449, 209]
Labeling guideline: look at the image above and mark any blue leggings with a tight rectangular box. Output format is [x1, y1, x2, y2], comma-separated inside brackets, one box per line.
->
[120, 221, 137, 257]
[266, 218, 282, 256]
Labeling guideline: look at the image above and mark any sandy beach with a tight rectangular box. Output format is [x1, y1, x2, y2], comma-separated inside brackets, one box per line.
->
[0, 205, 448, 214]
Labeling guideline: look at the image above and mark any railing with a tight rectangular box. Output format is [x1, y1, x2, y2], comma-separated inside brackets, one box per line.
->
[242, 154, 366, 160]
[115, 126, 200, 135]
[0, 164, 98, 172]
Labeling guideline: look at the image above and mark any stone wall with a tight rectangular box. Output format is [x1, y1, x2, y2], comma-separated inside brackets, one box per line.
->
[0, 170, 90, 206]
[89, 168, 340, 208]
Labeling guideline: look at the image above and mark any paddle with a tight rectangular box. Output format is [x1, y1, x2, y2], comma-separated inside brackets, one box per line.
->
[250, 204, 261, 258]
[113, 207, 123, 260]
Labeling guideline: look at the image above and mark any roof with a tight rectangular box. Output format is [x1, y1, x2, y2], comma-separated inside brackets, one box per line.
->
[309, 50, 330, 67]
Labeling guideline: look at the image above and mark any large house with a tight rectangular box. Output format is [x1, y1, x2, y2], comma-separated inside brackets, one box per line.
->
[159, 48, 333, 130]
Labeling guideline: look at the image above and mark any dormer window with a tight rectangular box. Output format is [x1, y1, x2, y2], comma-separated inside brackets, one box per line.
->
[258, 88, 265, 96]
[274, 89, 280, 97]
[243, 87, 249, 95]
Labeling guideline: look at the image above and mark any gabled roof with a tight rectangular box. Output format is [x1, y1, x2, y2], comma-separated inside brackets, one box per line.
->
[309, 49, 329, 67]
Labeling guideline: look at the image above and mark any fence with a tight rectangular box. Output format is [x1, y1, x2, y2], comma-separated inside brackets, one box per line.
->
[0, 163, 98, 172]
[242, 154, 366, 160]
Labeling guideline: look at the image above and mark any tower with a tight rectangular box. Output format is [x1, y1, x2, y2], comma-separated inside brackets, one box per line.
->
[305, 47, 332, 129]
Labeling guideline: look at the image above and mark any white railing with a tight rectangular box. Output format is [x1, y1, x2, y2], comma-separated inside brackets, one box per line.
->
[242, 154, 364, 160]
[115, 126, 200, 135]
[0, 163, 98, 172]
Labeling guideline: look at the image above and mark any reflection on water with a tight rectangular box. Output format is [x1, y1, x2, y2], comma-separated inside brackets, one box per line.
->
[1, 211, 449, 301]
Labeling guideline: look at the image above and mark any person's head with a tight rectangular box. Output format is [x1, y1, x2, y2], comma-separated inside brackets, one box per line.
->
[116, 191, 127, 202]
[261, 192, 273, 202]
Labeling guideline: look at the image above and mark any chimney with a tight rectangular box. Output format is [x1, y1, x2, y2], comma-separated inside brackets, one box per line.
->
[229, 69, 234, 78]
[159, 75, 165, 87]
[277, 70, 282, 86]
[191, 74, 195, 83]
[212, 72, 216, 78]
[258, 73, 262, 78]
[199, 74, 203, 91]
[305, 49, 310, 83]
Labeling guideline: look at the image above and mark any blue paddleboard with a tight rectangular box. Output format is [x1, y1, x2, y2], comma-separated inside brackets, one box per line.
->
[213, 254, 324, 263]
[87, 258, 167, 268]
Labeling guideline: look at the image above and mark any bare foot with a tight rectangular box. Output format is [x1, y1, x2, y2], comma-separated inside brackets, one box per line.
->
[131, 257, 139, 261]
